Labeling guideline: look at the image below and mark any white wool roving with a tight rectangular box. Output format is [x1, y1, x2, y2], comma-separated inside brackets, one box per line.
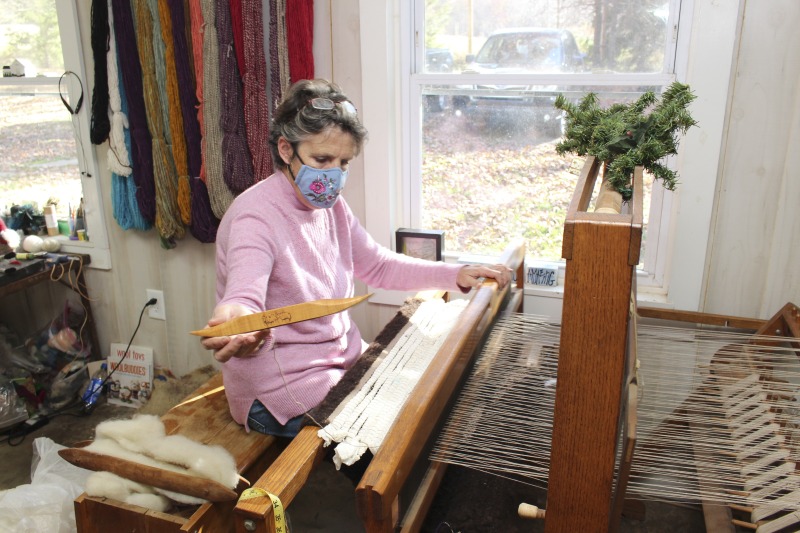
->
[84, 414, 239, 508]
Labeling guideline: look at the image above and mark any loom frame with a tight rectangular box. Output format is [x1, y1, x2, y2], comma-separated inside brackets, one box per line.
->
[544, 156, 643, 533]
[232, 240, 526, 533]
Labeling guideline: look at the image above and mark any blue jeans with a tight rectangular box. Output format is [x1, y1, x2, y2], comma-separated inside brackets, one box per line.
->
[246, 400, 305, 438]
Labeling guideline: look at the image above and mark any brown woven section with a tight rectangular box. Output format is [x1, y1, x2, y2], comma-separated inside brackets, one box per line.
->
[304, 298, 425, 426]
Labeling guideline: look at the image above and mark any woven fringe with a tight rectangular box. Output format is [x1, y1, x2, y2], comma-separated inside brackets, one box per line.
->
[111, 0, 157, 223]
[90, 0, 111, 144]
[216, 0, 254, 195]
[134, 0, 185, 242]
[242, 0, 272, 180]
[188, 0, 207, 183]
[201, 0, 235, 218]
[285, 0, 313, 84]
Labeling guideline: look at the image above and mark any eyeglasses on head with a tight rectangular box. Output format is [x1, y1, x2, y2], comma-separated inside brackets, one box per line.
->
[307, 97, 357, 115]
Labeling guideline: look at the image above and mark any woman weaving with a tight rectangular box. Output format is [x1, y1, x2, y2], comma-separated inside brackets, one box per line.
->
[201, 79, 511, 438]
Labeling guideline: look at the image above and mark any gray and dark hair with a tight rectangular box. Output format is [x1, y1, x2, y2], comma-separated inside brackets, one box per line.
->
[269, 79, 368, 169]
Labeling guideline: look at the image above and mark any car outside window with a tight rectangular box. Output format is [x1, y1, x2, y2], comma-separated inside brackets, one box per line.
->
[407, 0, 681, 283]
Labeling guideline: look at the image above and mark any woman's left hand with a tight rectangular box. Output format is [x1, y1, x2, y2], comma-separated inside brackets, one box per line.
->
[201, 303, 272, 363]
[456, 264, 514, 290]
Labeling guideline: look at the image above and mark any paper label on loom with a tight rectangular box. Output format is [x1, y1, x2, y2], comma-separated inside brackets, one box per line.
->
[107, 343, 154, 408]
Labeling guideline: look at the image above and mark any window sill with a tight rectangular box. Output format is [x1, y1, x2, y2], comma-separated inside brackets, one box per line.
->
[52, 236, 111, 270]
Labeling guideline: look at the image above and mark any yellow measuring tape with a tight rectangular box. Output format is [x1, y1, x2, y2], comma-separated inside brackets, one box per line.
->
[239, 487, 288, 532]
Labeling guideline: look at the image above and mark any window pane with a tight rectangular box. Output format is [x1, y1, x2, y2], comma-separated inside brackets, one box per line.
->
[420, 85, 654, 260]
[423, 0, 670, 75]
[0, 91, 82, 222]
[0, 0, 64, 77]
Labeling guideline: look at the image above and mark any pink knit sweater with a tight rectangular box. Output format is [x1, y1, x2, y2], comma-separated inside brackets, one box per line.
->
[215, 172, 464, 426]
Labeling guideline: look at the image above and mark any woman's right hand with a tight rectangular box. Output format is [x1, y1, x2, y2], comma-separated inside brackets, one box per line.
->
[200, 303, 272, 363]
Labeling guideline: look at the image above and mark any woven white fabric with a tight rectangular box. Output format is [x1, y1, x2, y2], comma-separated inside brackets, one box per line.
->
[319, 298, 468, 469]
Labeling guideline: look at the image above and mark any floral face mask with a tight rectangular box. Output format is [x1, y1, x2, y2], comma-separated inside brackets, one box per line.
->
[290, 156, 348, 209]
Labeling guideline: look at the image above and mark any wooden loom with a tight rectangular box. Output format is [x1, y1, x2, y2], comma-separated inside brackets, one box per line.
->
[67, 241, 524, 532]
[541, 155, 643, 532]
[72, 373, 284, 532]
[518, 156, 800, 532]
[232, 240, 526, 533]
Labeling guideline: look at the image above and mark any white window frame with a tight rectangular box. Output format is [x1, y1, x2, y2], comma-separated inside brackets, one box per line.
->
[0, 1, 111, 269]
[406, 1, 683, 290]
[361, 0, 736, 314]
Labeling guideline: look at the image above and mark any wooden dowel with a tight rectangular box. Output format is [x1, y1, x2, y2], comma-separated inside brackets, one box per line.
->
[58, 447, 237, 502]
[731, 519, 758, 530]
[518, 502, 546, 520]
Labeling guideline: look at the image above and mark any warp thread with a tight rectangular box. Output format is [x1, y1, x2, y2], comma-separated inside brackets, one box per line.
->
[201, 0, 235, 219]
[216, 0, 255, 195]
[90, 0, 111, 144]
[110, 0, 157, 223]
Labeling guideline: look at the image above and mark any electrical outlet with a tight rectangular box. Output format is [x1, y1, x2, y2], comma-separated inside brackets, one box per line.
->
[146, 289, 166, 320]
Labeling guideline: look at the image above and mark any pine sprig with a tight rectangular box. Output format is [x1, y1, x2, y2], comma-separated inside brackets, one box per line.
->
[554, 82, 697, 200]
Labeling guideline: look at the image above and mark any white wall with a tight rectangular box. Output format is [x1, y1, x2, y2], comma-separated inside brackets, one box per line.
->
[3, 0, 796, 378]
[702, 1, 800, 318]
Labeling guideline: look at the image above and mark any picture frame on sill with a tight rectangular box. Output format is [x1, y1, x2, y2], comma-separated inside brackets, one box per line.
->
[395, 228, 445, 262]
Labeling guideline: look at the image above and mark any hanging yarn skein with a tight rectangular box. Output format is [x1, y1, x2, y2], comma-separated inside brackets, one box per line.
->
[89, 0, 111, 144]
[105, 0, 131, 179]
[267, 0, 286, 112]
[285, 0, 314, 84]
[216, 0, 255, 195]
[274, 0, 291, 94]
[167, 0, 218, 243]
[155, 0, 192, 225]
[187, 0, 207, 183]
[229, 0, 246, 77]
[242, 0, 273, 180]
[106, 0, 150, 231]
[200, 0, 236, 219]
[133, 0, 185, 244]
[110, 0, 157, 224]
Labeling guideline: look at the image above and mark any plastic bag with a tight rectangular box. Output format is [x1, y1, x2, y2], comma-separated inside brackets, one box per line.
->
[0, 374, 28, 429]
[42, 361, 88, 414]
[0, 324, 49, 375]
[0, 437, 90, 533]
[43, 301, 92, 361]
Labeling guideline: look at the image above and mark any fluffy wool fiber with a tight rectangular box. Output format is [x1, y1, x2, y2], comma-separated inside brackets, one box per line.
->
[84, 414, 239, 509]
[0, 221, 20, 251]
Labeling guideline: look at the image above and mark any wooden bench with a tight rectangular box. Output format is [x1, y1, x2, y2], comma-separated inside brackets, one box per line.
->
[73, 373, 283, 533]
